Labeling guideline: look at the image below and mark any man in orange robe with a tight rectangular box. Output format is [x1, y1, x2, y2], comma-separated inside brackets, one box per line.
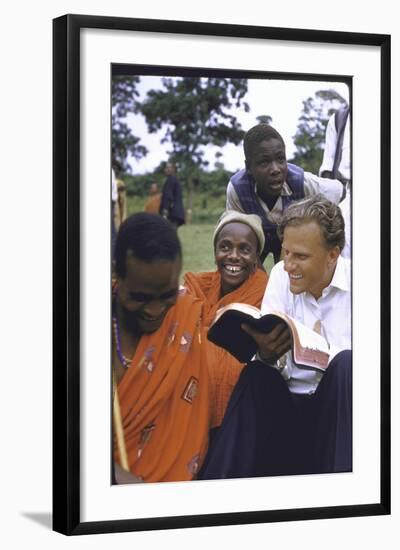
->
[112, 212, 238, 483]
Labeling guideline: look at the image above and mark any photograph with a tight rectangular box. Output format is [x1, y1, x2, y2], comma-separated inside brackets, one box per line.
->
[110, 67, 353, 485]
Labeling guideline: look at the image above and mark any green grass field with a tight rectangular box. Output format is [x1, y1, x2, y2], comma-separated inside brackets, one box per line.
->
[126, 192, 226, 224]
[179, 224, 216, 275]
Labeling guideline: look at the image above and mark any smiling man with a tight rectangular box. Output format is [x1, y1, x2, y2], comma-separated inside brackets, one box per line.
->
[226, 124, 345, 263]
[112, 213, 240, 484]
[199, 195, 352, 480]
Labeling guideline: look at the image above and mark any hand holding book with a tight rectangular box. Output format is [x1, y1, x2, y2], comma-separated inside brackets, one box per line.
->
[241, 321, 291, 365]
[207, 302, 331, 371]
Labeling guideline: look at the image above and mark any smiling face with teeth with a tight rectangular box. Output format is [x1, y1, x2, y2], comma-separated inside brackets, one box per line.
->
[215, 222, 259, 296]
[281, 221, 340, 300]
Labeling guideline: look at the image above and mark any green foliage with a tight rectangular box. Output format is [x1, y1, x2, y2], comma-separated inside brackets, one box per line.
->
[290, 89, 347, 173]
[193, 165, 234, 196]
[112, 76, 147, 172]
[125, 187, 226, 225]
[138, 77, 249, 176]
[122, 166, 233, 223]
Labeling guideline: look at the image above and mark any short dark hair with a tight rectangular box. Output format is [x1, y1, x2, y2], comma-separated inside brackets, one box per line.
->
[277, 195, 345, 251]
[244, 124, 285, 162]
[115, 213, 182, 277]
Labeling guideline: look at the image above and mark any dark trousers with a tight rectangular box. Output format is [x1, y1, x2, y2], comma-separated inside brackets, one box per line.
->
[198, 351, 352, 480]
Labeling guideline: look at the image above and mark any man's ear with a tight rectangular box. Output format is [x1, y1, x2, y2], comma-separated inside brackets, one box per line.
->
[328, 246, 341, 267]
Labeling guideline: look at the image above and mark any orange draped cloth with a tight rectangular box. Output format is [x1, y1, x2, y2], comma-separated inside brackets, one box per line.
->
[144, 194, 161, 214]
[184, 269, 268, 325]
[184, 269, 269, 426]
[114, 290, 212, 483]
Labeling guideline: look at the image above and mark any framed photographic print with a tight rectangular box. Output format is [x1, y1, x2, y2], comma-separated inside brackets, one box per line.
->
[53, 14, 390, 535]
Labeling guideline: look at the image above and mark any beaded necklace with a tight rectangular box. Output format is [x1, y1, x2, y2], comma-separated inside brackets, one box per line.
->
[112, 314, 133, 369]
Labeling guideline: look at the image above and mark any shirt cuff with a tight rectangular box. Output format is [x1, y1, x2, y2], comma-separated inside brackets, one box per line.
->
[254, 352, 274, 367]
[254, 352, 286, 373]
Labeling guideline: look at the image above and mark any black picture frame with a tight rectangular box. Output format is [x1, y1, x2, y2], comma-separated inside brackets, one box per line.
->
[53, 14, 391, 535]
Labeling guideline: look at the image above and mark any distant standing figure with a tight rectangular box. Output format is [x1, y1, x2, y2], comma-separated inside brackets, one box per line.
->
[319, 104, 350, 184]
[144, 182, 161, 214]
[160, 162, 185, 228]
[319, 104, 351, 258]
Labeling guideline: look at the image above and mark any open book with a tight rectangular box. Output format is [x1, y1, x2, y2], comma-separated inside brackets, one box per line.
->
[207, 302, 330, 371]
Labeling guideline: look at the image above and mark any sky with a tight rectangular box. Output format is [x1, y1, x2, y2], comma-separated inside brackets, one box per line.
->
[124, 76, 349, 175]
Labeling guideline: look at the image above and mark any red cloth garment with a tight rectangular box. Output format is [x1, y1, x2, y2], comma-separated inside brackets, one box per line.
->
[184, 269, 268, 326]
[184, 269, 269, 426]
[114, 291, 211, 482]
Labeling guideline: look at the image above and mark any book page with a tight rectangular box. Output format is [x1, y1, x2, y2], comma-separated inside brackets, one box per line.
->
[212, 302, 261, 324]
[292, 319, 330, 353]
[263, 311, 330, 370]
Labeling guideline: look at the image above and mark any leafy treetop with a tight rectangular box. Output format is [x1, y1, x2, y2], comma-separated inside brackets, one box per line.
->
[290, 89, 347, 174]
[112, 76, 147, 173]
[138, 77, 249, 176]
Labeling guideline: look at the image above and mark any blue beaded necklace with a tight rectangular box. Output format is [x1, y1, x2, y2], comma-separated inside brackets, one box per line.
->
[112, 313, 133, 369]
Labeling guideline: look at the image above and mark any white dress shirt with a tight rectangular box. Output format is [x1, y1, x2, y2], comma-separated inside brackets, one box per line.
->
[319, 112, 351, 182]
[339, 186, 351, 259]
[226, 172, 343, 227]
[112, 169, 118, 202]
[261, 256, 351, 395]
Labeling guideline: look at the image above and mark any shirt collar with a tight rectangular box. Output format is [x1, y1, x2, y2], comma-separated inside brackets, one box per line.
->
[281, 181, 292, 196]
[328, 255, 350, 292]
[301, 255, 350, 303]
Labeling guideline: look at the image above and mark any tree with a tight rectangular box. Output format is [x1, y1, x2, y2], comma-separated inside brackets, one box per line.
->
[290, 89, 347, 174]
[138, 77, 249, 217]
[112, 76, 147, 173]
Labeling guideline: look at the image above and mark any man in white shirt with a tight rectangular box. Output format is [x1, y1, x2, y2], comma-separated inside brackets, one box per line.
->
[199, 195, 351, 479]
[320, 105, 350, 184]
[320, 105, 351, 258]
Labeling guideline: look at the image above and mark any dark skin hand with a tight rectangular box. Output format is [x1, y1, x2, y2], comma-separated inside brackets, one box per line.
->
[241, 322, 292, 365]
[114, 462, 144, 484]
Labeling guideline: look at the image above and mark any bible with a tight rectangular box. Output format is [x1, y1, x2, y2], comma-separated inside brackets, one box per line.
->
[207, 302, 330, 371]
